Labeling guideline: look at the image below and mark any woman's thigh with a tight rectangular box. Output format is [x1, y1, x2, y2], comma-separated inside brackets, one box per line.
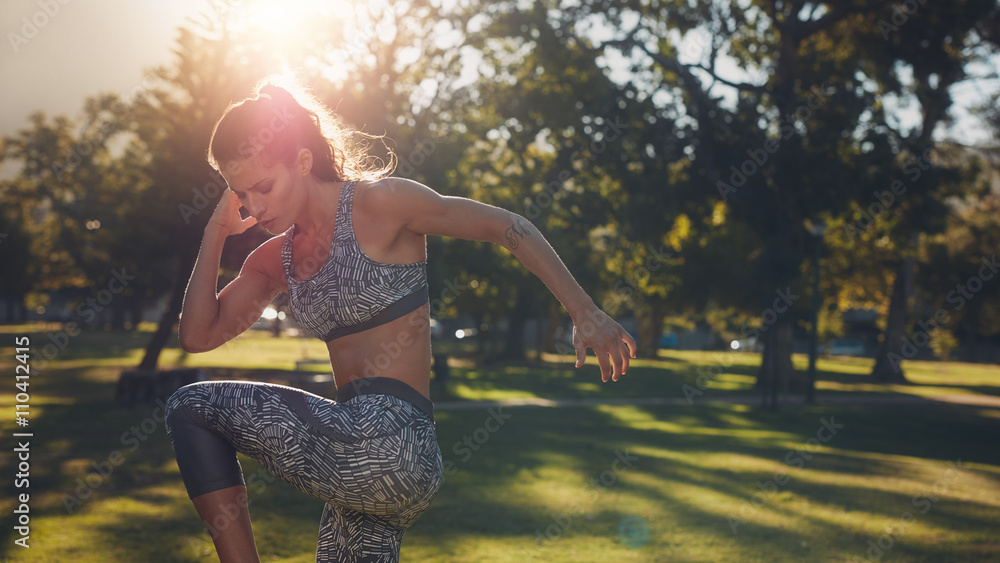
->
[167, 380, 442, 520]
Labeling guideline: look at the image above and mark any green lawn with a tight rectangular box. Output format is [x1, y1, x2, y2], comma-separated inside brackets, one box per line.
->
[1, 324, 999, 562]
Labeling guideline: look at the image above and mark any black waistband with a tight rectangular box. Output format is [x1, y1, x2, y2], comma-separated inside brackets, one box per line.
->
[336, 376, 434, 421]
[323, 286, 429, 342]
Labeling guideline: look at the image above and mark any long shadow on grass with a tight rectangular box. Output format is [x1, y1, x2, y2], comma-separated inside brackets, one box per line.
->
[0, 363, 214, 556]
[9, 349, 998, 561]
[614, 402, 1000, 560]
[817, 369, 1000, 398]
[438, 399, 1000, 561]
[424, 393, 1000, 533]
[422, 403, 842, 558]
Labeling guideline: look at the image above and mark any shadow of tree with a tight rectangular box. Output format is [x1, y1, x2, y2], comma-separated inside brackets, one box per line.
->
[3, 340, 999, 562]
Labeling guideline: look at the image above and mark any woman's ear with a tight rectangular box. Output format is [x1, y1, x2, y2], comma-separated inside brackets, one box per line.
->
[294, 148, 313, 177]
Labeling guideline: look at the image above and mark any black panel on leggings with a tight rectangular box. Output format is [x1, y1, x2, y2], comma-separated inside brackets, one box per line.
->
[165, 401, 246, 499]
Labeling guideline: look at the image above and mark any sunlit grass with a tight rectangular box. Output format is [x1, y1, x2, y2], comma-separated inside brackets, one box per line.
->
[0, 323, 998, 561]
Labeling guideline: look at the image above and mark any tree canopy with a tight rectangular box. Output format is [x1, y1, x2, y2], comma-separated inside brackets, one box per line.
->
[1, 0, 998, 388]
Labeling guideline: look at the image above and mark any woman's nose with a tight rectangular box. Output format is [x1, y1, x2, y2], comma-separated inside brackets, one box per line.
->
[246, 196, 266, 217]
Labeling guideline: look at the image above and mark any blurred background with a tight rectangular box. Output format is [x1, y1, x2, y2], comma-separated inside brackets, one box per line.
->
[1, 0, 999, 389]
[4, 2, 1000, 561]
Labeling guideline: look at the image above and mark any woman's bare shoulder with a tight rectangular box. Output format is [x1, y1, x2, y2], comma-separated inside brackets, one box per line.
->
[355, 176, 435, 202]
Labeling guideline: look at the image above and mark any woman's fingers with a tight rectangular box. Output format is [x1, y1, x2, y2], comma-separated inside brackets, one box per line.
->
[572, 313, 636, 382]
[607, 345, 622, 382]
[623, 328, 638, 358]
[617, 339, 631, 380]
[207, 189, 261, 236]
[208, 189, 238, 233]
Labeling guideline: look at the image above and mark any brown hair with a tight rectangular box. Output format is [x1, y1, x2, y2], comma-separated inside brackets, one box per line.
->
[208, 76, 395, 182]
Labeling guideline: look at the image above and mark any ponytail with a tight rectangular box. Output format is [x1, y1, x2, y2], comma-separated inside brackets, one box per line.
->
[208, 76, 395, 182]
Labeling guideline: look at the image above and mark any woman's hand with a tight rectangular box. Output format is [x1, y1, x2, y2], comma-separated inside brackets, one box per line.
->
[572, 307, 637, 382]
[206, 189, 258, 236]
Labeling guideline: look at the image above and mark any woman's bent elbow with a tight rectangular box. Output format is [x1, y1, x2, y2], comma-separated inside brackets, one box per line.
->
[178, 334, 200, 354]
[178, 327, 216, 353]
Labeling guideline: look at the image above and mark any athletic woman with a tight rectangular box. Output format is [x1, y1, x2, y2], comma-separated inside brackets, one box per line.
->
[164, 78, 636, 563]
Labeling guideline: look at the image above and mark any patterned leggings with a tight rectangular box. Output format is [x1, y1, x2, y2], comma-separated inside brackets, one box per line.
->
[164, 377, 443, 562]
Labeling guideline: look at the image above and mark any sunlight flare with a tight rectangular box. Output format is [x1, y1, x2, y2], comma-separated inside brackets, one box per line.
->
[239, 0, 352, 36]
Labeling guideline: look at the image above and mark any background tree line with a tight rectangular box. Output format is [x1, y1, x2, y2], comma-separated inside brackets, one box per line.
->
[1, 0, 998, 387]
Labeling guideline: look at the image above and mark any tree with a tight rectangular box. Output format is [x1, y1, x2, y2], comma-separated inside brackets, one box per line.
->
[920, 168, 1000, 363]
[557, 1, 901, 402]
[436, 1, 693, 359]
[0, 198, 33, 322]
[0, 105, 153, 330]
[124, 21, 280, 370]
[126, 0, 471, 369]
[447, 0, 1000, 402]
[851, 0, 999, 382]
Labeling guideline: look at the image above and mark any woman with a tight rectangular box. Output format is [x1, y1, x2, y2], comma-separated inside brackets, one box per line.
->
[164, 78, 636, 563]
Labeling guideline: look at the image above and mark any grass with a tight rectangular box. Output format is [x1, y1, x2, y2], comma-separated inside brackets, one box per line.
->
[0, 323, 998, 562]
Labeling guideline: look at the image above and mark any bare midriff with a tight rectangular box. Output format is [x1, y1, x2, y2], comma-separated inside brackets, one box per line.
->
[324, 302, 432, 400]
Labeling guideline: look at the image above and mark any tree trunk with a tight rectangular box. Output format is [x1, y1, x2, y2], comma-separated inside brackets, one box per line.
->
[533, 315, 543, 362]
[14, 293, 26, 323]
[2, 295, 14, 323]
[137, 255, 194, 371]
[111, 298, 126, 330]
[500, 285, 533, 362]
[635, 299, 666, 358]
[870, 257, 914, 383]
[757, 318, 795, 410]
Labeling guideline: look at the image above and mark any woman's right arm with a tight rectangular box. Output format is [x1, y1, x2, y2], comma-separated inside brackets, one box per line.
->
[178, 189, 281, 353]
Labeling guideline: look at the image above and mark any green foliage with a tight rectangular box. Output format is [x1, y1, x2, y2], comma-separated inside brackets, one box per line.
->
[919, 191, 1000, 359]
[929, 327, 959, 360]
[817, 301, 846, 344]
[2, 0, 999, 368]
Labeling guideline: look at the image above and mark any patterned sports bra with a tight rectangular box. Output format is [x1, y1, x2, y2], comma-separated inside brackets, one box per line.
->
[280, 181, 429, 342]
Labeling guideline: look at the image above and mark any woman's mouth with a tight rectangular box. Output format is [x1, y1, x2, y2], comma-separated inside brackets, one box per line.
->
[261, 218, 276, 230]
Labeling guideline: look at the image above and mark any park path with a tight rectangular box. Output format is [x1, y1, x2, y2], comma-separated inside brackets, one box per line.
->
[433, 392, 1000, 411]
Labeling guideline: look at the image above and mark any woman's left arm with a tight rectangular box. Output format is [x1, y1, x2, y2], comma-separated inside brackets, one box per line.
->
[366, 177, 636, 382]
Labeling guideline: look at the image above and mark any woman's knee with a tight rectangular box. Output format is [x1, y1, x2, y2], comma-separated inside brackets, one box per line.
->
[164, 381, 217, 436]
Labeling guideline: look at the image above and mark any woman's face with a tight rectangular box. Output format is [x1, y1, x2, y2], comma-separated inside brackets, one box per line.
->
[221, 154, 304, 234]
